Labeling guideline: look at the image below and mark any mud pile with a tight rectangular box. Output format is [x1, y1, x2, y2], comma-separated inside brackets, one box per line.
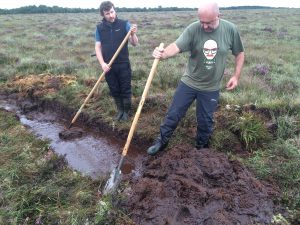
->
[7, 74, 76, 97]
[124, 145, 279, 225]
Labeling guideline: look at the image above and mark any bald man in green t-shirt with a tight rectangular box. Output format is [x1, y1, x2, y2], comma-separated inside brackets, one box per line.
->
[147, 1, 245, 155]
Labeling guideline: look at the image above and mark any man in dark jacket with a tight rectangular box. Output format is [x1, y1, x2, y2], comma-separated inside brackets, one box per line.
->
[95, 1, 138, 121]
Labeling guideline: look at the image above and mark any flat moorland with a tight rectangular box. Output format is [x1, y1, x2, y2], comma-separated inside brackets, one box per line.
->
[0, 9, 299, 224]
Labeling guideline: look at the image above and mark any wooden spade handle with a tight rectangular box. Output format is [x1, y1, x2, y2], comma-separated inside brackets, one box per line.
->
[121, 43, 164, 157]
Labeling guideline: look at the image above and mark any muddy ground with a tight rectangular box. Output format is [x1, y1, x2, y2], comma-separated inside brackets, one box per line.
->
[1, 86, 282, 225]
[123, 146, 280, 225]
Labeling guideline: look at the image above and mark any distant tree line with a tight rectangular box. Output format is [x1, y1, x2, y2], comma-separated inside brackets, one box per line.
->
[0, 5, 95, 14]
[0, 5, 274, 14]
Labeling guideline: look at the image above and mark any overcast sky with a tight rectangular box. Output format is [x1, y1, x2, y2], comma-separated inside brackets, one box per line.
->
[1, 0, 300, 9]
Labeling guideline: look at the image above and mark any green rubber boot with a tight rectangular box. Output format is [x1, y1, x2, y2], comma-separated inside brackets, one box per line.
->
[147, 138, 168, 156]
[113, 97, 124, 121]
[120, 98, 131, 121]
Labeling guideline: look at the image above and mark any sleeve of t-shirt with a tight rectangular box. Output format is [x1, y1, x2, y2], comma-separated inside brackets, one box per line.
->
[231, 26, 244, 56]
[95, 26, 101, 43]
[126, 21, 131, 33]
[175, 23, 195, 52]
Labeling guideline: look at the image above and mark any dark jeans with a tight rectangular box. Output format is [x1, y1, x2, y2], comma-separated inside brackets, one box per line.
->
[105, 62, 132, 98]
[159, 81, 219, 146]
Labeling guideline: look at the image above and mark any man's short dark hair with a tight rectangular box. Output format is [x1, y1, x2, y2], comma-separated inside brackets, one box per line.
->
[99, 1, 115, 16]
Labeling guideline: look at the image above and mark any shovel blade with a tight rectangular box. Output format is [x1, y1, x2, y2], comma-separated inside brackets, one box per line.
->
[103, 168, 122, 195]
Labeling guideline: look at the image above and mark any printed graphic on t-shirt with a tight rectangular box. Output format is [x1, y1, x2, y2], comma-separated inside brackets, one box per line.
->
[203, 39, 218, 70]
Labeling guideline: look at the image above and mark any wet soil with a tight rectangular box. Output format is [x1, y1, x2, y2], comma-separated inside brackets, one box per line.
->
[123, 146, 280, 225]
[0, 92, 145, 179]
[1, 90, 281, 225]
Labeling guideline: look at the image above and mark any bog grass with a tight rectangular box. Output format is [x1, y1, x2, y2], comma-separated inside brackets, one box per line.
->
[0, 9, 300, 223]
[0, 110, 132, 224]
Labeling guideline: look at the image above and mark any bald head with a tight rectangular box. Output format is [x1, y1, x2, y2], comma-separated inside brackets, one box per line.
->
[197, 1, 220, 32]
[198, 1, 219, 18]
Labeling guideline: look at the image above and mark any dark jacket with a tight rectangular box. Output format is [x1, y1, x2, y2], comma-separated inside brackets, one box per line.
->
[96, 18, 129, 63]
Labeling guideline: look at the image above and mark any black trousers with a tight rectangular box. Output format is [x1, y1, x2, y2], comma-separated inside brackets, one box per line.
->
[105, 62, 132, 98]
[159, 81, 219, 145]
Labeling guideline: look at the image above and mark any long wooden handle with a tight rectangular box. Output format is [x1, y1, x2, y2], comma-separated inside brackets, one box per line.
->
[69, 31, 132, 128]
[121, 43, 164, 157]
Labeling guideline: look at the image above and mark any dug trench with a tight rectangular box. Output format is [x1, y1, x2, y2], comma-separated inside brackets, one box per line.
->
[0, 88, 282, 225]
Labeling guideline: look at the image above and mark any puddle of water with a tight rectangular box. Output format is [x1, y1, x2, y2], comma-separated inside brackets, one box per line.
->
[0, 100, 18, 112]
[0, 98, 143, 180]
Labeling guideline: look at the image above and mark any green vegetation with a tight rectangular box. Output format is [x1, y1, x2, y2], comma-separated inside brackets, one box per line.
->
[0, 9, 299, 223]
[0, 5, 96, 14]
[0, 110, 132, 224]
[229, 112, 271, 150]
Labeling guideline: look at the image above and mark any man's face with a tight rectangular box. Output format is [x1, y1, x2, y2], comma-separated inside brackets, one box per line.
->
[103, 7, 116, 23]
[198, 12, 219, 32]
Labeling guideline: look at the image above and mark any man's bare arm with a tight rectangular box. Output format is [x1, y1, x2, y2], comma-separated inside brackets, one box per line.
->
[153, 42, 180, 59]
[226, 52, 245, 90]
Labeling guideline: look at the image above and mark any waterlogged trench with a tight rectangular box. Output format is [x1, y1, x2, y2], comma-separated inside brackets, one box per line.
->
[0, 96, 143, 180]
[1, 95, 280, 224]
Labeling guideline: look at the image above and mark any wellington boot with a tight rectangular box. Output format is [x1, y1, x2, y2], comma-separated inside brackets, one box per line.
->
[195, 143, 209, 150]
[120, 98, 131, 121]
[147, 139, 168, 156]
[121, 112, 129, 121]
[195, 140, 209, 150]
[113, 97, 124, 121]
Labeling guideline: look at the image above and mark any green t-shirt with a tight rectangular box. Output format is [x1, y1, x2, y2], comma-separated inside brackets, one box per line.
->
[175, 19, 244, 91]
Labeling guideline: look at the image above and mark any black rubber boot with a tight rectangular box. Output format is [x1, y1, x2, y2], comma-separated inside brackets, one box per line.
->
[120, 98, 131, 121]
[113, 97, 124, 121]
[147, 138, 168, 156]
[195, 141, 209, 150]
